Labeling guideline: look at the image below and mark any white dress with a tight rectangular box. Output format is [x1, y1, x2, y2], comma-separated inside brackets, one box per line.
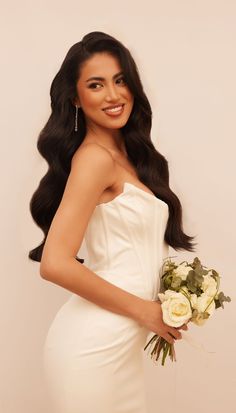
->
[43, 181, 169, 413]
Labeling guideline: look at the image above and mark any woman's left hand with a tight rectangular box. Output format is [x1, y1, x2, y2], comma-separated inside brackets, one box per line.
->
[177, 323, 188, 331]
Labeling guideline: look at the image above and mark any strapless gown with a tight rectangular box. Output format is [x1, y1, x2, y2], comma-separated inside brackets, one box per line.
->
[42, 182, 169, 413]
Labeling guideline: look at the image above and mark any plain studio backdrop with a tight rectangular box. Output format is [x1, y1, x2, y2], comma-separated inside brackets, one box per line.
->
[0, 1, 235, 412]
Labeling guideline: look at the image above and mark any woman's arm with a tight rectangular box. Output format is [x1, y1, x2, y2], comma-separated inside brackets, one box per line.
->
[40, 143, 145, 323]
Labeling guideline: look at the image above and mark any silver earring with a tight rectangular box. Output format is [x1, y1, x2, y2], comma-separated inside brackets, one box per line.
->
[75, 104, 79, 132]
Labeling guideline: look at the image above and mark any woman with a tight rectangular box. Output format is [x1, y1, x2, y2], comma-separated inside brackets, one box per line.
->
[29, 31, 196, 413]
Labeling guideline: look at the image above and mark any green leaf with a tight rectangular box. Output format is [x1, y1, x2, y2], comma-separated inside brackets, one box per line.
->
[210, 269, 220, 282]
[214, 299, 221, 309]
[171, 276, 182, 289]
[217, 291, 231, 309]
[163, 273, 173, 289]
[186, 269, 204, 293]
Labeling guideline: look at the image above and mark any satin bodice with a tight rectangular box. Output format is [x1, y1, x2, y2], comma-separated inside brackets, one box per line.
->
[82, 182, 169, 301]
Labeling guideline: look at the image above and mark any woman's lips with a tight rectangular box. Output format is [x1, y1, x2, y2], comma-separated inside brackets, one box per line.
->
[103, 104, 125, 116]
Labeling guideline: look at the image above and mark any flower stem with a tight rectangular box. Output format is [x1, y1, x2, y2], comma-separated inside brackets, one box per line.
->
[144, 334, 158, 351]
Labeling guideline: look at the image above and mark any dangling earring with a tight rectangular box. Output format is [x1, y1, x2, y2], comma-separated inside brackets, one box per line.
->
[75, 104, 79, 132]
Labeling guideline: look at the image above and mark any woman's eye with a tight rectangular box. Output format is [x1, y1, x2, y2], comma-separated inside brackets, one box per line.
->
[88, 77, 126, 90]
[88, 83, 101, 89]
[117, 77, 126, 84]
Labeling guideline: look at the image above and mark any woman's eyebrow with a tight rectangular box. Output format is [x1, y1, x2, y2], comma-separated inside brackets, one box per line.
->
[85, 71, 123, 82]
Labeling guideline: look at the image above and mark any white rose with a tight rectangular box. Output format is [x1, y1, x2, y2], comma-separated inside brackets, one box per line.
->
[196, 293, 215, 316]
[202, 273, 217, 297]
[158, 289, 192, 327]
[173, 263, 192, 281]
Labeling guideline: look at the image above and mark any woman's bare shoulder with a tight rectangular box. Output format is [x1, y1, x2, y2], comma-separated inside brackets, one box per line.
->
[72, 141, 116, 167]
[70, 142, 117, 192]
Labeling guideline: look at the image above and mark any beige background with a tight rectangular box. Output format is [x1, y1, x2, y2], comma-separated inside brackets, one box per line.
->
[1, 0, 235, 412]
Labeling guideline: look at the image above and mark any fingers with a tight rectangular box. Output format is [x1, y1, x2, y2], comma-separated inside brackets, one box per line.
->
[176, 323, 188, 331]
[171, 329, 182, 340]
[160, 323, 189, 344]
[165, 324, 190, 343]
[179, 324, 188, 330]
[163, 333, 175, 344]
[163, 329, 182, 344]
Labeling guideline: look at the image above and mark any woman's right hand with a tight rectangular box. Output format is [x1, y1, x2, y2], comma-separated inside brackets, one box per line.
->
[136, 299, 187, 344]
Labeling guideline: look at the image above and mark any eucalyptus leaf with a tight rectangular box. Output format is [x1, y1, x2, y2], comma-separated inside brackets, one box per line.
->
[214, 300, 221, 309]
[217, 291, 231, 309]
[186, 269, 204, 293]
[171, 276, 182, 289]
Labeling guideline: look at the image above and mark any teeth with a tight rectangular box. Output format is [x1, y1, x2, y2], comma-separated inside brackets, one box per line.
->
[104, 105, 123, 113]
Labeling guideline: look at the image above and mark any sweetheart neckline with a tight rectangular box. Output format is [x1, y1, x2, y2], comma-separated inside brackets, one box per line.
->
[95, 181, 168, 209]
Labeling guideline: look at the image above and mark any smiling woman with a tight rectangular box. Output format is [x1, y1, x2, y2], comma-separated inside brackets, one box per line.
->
[29, 30, 196, 413]
[73, 52, 134, 128]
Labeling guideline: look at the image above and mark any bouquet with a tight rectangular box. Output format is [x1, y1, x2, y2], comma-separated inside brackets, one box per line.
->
[144, 256, 231, 366]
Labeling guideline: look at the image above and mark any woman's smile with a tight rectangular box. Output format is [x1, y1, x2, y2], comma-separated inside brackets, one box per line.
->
[102, 104, 125, 116]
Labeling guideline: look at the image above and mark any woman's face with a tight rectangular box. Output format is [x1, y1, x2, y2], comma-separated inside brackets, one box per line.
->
[75, 52, 134, 132]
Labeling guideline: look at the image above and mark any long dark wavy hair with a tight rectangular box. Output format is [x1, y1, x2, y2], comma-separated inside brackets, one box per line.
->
[29, 31, 197, 263]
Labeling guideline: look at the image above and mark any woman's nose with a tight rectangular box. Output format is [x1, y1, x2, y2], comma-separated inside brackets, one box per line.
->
[105, 84, 119, 101]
